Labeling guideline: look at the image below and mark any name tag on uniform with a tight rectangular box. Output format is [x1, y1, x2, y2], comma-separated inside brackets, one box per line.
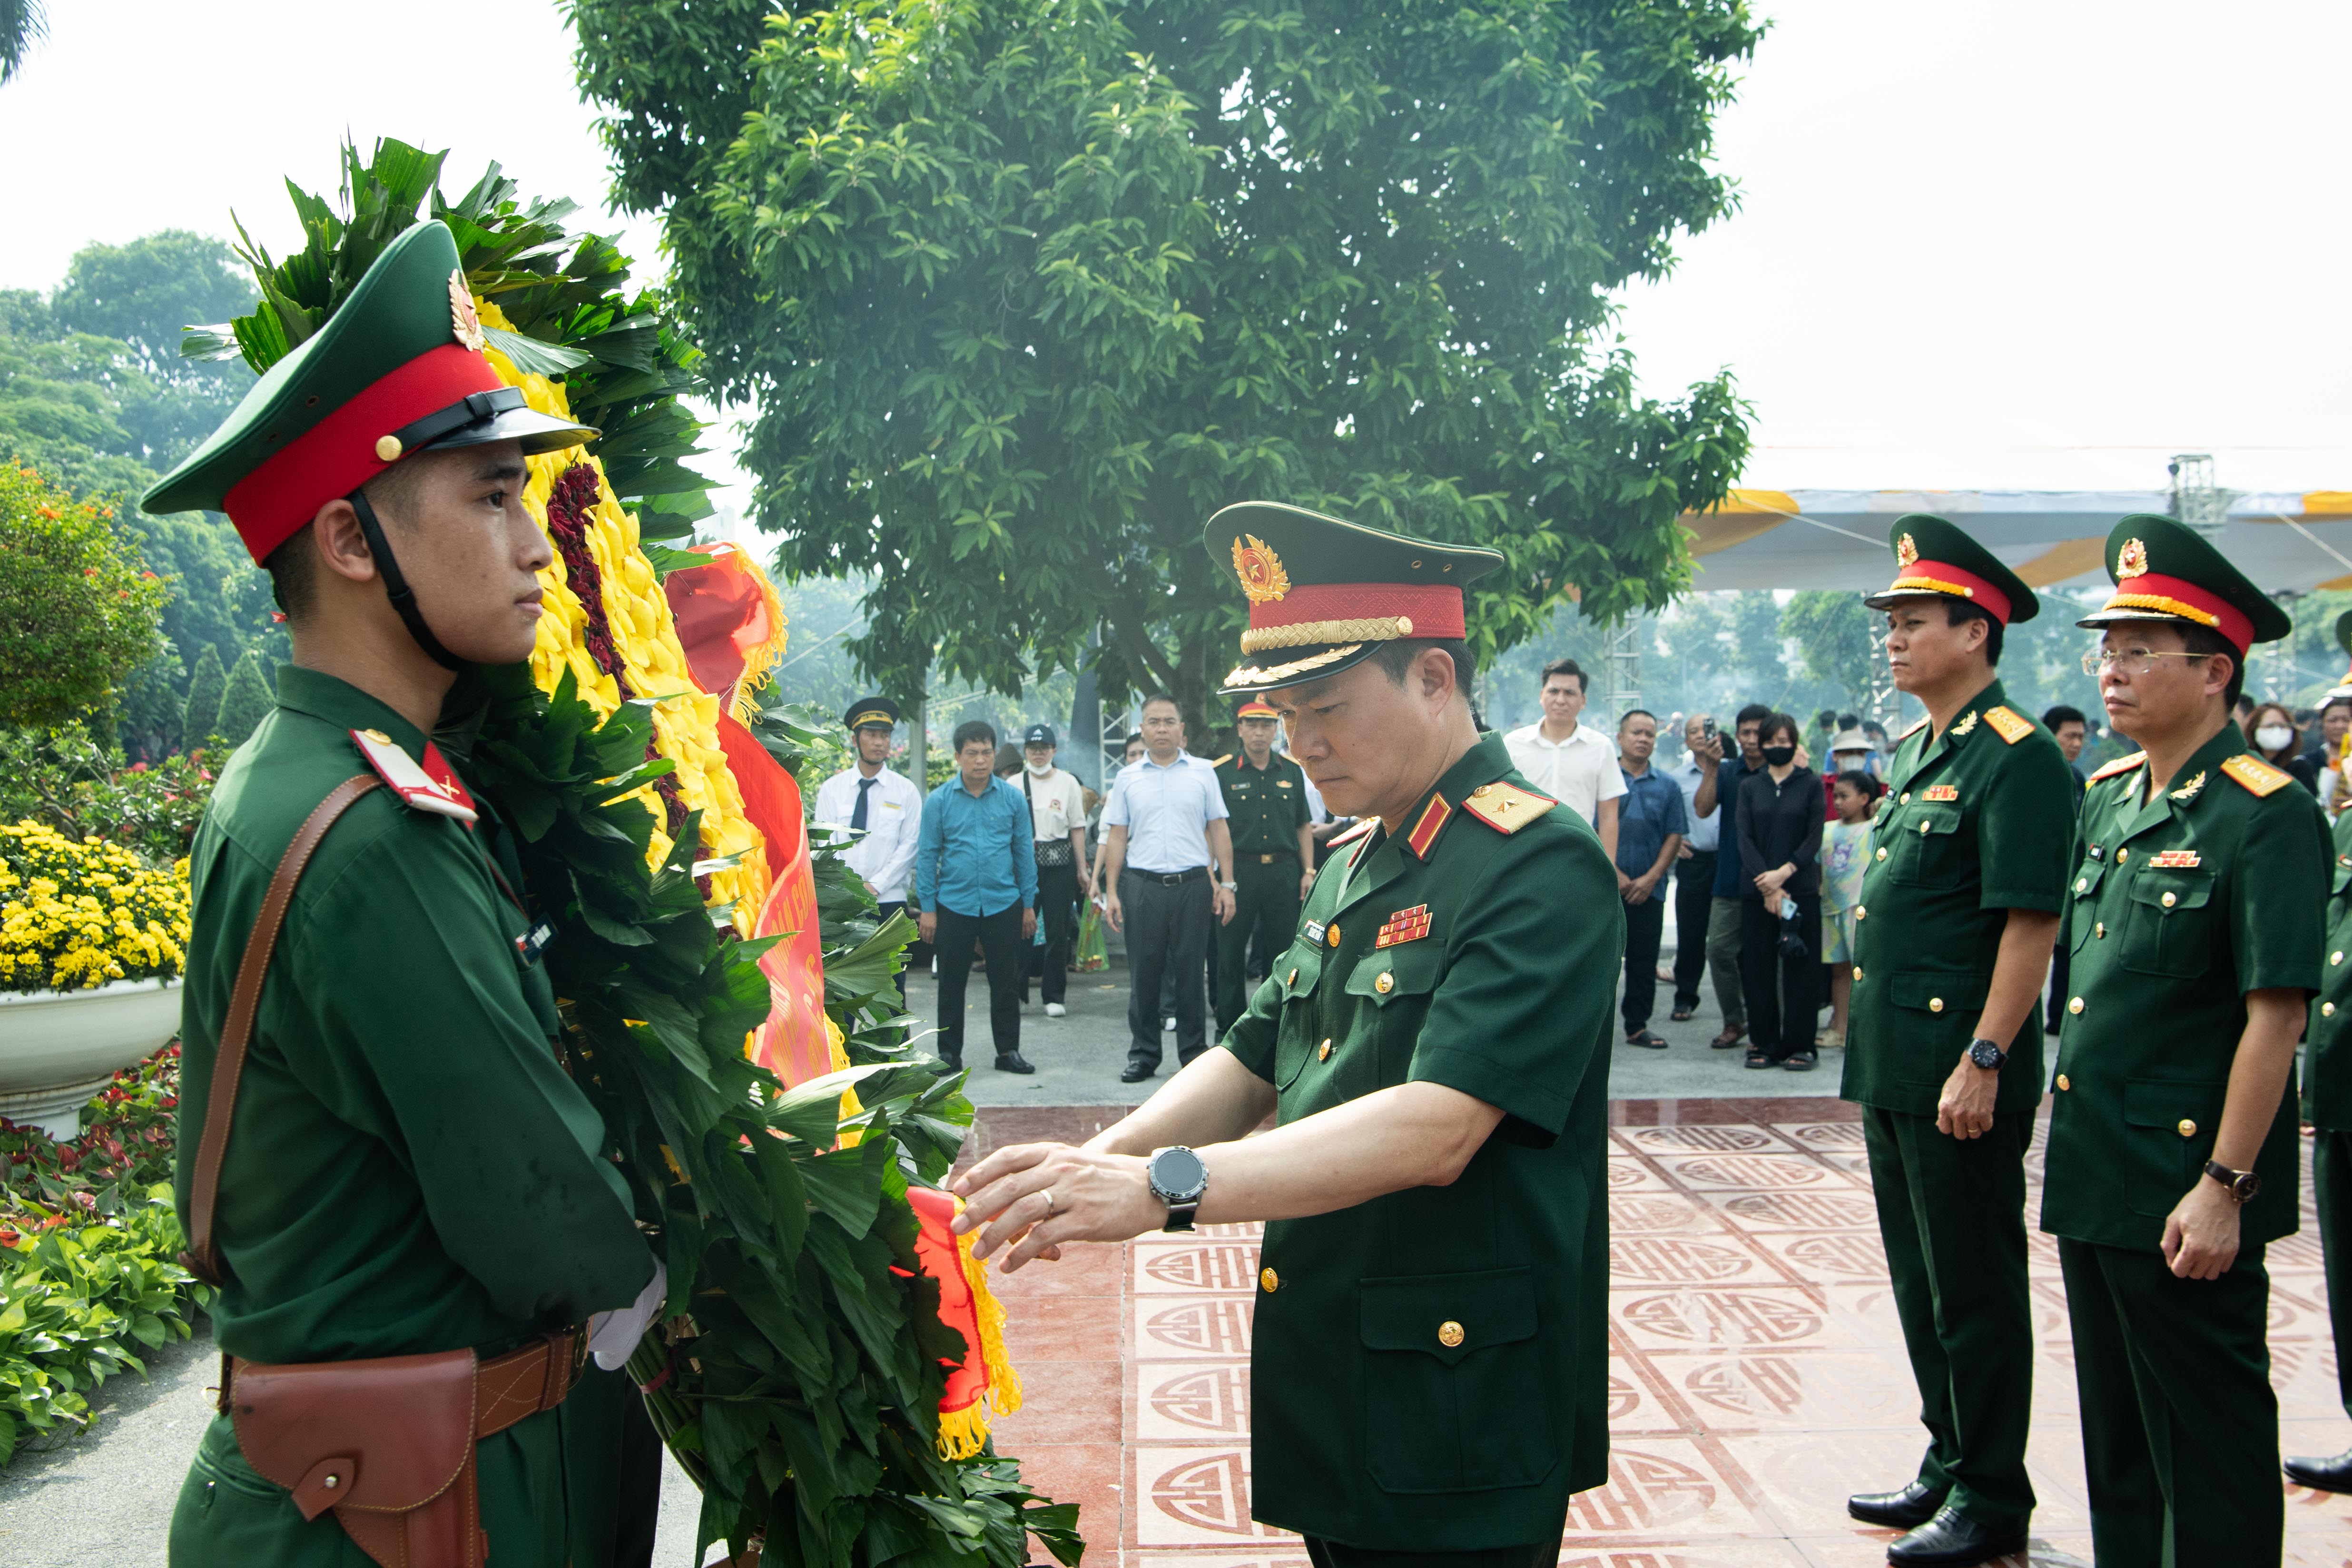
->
[2146, 850, 2201, 868]
[1303, 920, 1327, 946]
[1376, 905, 1432, 948]
[883, 800, 902, 811]
[1921, 785, 1958, 802]
[513, 917, 557, 969]
[1276, 779, 1293, 789]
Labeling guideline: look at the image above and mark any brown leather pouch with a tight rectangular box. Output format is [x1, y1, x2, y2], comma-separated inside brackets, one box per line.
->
[228, 1349, 483, 1568]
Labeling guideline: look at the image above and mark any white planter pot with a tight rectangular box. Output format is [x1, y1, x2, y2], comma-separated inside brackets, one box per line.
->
[0, 977, 181, 1139]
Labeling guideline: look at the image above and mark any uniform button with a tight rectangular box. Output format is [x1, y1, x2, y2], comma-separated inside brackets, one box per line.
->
[2075, 877, 2088, 893]
[2116, 848, 2129, 863]
[1327, 925, 1342, 948]
[1260, 1267, 1279, 1292]
[1929, 997, 1944, 1013]
[1852, 966, 1863, 982]
[1318, 1039, 1333, 1061]
[2334, 952, 2344, 966]
[2057, 1074, 2071, 1091]
[1287, 967, 1298, 986]
[1375, 971, 1394, 994]
[2095, 922, 2106, 939]
[2328, 1003, 2340, 1019]
[1437, 1320, 1466, 1349]
[1900, 791, 1911, 804]
[2068, 996, 2085, 1015]
[2177, 1119, 2197, 1138]
[2160, 891, 2176, 908]
[1856, 905, 1867, 920]
[1918, 820, 1932, 835]
[1876, 847, 1888, 862]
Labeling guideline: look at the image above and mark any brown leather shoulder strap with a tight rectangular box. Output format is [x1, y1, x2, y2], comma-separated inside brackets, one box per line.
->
[182, 775, 382, 1286]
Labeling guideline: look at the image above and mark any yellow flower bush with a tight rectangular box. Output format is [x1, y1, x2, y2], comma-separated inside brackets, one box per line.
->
[0, 823, 189, 994]
[474, 300, 773, 933]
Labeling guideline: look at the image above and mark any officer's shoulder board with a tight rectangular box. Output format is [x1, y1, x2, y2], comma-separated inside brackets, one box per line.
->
[1983, 705, 2033, 745]
[2220, 753, 2295, 798]
[1213, 754, 1234, 768]
[2087, 750, 2147, 783]
[1328, 817, 1378, 847]
[1460, 780, 1556, 835]
[1898, 715, 1930, 742]
[352, 728, 478, 823]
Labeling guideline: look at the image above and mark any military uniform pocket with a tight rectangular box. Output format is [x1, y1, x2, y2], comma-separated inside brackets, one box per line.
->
[2121, 1077, 2223, 1216]
[2120, 868, 2214, 978]
[1359, 1267, 1555, 1495]
[1888, 805, 1966, 889]
[2067, 860, 2106, 955]
[1272, 947, 1324, 1089]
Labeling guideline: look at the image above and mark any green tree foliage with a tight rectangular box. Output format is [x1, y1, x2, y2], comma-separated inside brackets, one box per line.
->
[212, 649, 272, 747]
[0, 232, 281, 739]
[115, 645, 186, 761]
[0, 463, 167, 728]
[572, 0, 1759, 733]
[181, 643, 225, 747]
[0, 0, 43, 84]
[1779, 590, 1880, 710]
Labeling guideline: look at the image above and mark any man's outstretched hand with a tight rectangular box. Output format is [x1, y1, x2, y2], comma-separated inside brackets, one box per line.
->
[949, 1141, 1168, 1272]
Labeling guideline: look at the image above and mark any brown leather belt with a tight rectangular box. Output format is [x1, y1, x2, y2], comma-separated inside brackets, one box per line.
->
[219, 1328, 584, 1434]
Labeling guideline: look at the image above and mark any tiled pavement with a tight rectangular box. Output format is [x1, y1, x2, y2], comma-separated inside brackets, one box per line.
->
[962, 1098, 2352, 1568]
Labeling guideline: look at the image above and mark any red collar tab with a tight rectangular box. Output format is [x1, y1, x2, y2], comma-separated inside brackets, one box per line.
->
[351, 728, 480, 824]
[1882, 559, 2013, 624]
[224, 344, 507, 564]
[2099, 571, 2255, 653]
[1405, 792, 1453, 859]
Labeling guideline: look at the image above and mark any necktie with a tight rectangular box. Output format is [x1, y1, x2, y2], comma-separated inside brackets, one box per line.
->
[851, 777, 875, 831]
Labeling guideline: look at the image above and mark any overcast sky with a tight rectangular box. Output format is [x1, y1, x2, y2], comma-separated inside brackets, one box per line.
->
[5, 0, 2346, 505]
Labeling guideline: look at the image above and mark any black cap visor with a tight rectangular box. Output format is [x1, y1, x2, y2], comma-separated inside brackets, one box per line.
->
[394, 386, 598, 460]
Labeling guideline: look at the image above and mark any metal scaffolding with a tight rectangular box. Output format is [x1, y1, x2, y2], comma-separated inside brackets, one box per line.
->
[1598, 618, 1644, 723]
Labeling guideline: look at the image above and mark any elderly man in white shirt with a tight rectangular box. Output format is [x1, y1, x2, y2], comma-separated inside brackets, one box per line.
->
[812, 695, 924, 998]
[1501, 657, 1623, 863]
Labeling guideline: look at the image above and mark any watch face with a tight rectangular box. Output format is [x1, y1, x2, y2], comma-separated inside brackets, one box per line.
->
[1968, 1040, 2003, 1070]
[1152, 1146, 1209, 1203]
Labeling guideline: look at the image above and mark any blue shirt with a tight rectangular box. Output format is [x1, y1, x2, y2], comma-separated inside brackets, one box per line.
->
[1710, 758, 1756, 898]
[1615, 763, 1689, 878]
[913, 774, 1037, 917]
[1102, 751, 1229, 873]
[1667, 756, 1721, 855]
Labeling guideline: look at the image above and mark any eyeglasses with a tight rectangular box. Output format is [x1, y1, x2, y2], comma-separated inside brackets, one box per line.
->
[2079, 648, 2214, 677]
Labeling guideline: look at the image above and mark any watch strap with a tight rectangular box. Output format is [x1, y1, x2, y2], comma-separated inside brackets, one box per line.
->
[2204, 1159, 2259, 1201]
[1162, 1201, 1199, 1233]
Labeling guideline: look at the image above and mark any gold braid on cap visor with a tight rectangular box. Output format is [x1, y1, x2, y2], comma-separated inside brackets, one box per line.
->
[2098, 591, 2221, 630]
[1239, 615, 1417, 653]
[1224, 643, 1366, 688]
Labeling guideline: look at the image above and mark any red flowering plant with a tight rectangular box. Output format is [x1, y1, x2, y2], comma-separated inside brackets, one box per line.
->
[0, 1043, 184, 1239]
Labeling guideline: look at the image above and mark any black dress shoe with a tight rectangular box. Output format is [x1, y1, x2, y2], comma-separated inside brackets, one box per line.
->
[1886, 1507, 2026, 1568]
[2286, 1447, 2352, 1492]
[937, 1052, 963, 1071]
[1120, 1061, 1155, 1083]
[994, 1051, 1036, 1075]
[1846, 1481, 1948, 1529]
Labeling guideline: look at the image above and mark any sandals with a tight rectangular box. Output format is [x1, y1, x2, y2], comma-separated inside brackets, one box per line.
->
[1744, 1048, 1775, 1070]
[1624, 1030, 1669, 1050]
[1712, 1026, 1747, 1050]
[1784, 1049, 1819, 1072]
[1670, 1006, 1697, 1022]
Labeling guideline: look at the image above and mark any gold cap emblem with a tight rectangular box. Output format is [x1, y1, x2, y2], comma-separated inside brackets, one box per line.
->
[1895, 533, 1919, 569]
[2116, 537, 2149, 580]
[1231, 534, 1291, 603]
[448, 269, 488, 353]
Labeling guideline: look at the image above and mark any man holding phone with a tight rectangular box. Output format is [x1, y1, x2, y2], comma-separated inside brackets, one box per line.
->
[1669, 713, 1731, 1026]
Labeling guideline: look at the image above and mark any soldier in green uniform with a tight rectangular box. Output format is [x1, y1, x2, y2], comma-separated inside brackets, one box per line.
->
[1212, 697, 1318, 1035]
[952, 502, 1621, 1564]
[1838, 517, 2075, 1567]
[2044, 514, 2327, 1563]
[142, 222, 665, 1567]
[2284, 613, 2352, 1495]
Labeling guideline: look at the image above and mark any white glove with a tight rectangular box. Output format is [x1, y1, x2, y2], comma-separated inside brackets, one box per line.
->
[587, 1257, 667, 1371]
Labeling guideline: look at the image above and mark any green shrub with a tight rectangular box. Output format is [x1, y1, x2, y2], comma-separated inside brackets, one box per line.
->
[0, 723, 214, 865]
[213, 650, 271, 747]
[0, 464, 168, 729]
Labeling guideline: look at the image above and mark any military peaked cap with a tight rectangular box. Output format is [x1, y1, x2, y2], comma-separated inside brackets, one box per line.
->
[1860, 513, 2039, 625]
[844, 696, 901, 732]
[2076, 513, 2290, 652]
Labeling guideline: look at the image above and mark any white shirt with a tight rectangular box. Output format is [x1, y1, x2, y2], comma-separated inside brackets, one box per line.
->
[1102, 751, 1229, 873]
[1020, 766, 1088, 844]
[811, 765, 924, 902]
[1503, 721, 1627, 827]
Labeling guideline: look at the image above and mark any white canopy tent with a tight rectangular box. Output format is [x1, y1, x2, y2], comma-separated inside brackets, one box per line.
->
[1678, 489, 2352, 594]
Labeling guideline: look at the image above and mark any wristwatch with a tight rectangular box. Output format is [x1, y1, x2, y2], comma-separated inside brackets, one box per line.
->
[1147, 1145, 1210, 1233]
[1219, 880, 1238, 891]
[2204, 1160, 2262, 1203]
[1966, 1037, 2006, 1072]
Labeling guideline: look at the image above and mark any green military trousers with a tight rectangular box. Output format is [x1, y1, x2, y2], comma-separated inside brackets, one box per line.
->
[2318, 1130, 2352, 1422]
[1215, 854, 1302, 1035]
[1860, 1105, 2036, 1528]
[2057, 1237, 2281, 1566]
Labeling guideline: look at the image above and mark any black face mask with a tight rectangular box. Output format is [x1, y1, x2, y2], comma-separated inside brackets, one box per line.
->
[1762, 744, 1797, 767]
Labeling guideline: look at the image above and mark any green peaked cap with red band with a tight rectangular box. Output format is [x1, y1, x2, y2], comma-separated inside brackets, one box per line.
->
[2076, 512, 2289, 653]
[1203, 500, 1502, 694]
[1860, 513, 2039, 626]
[141, 220, 595, 562]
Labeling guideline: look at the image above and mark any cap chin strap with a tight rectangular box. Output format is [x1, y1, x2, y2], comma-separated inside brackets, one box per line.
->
[347, 486, 465, 672]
